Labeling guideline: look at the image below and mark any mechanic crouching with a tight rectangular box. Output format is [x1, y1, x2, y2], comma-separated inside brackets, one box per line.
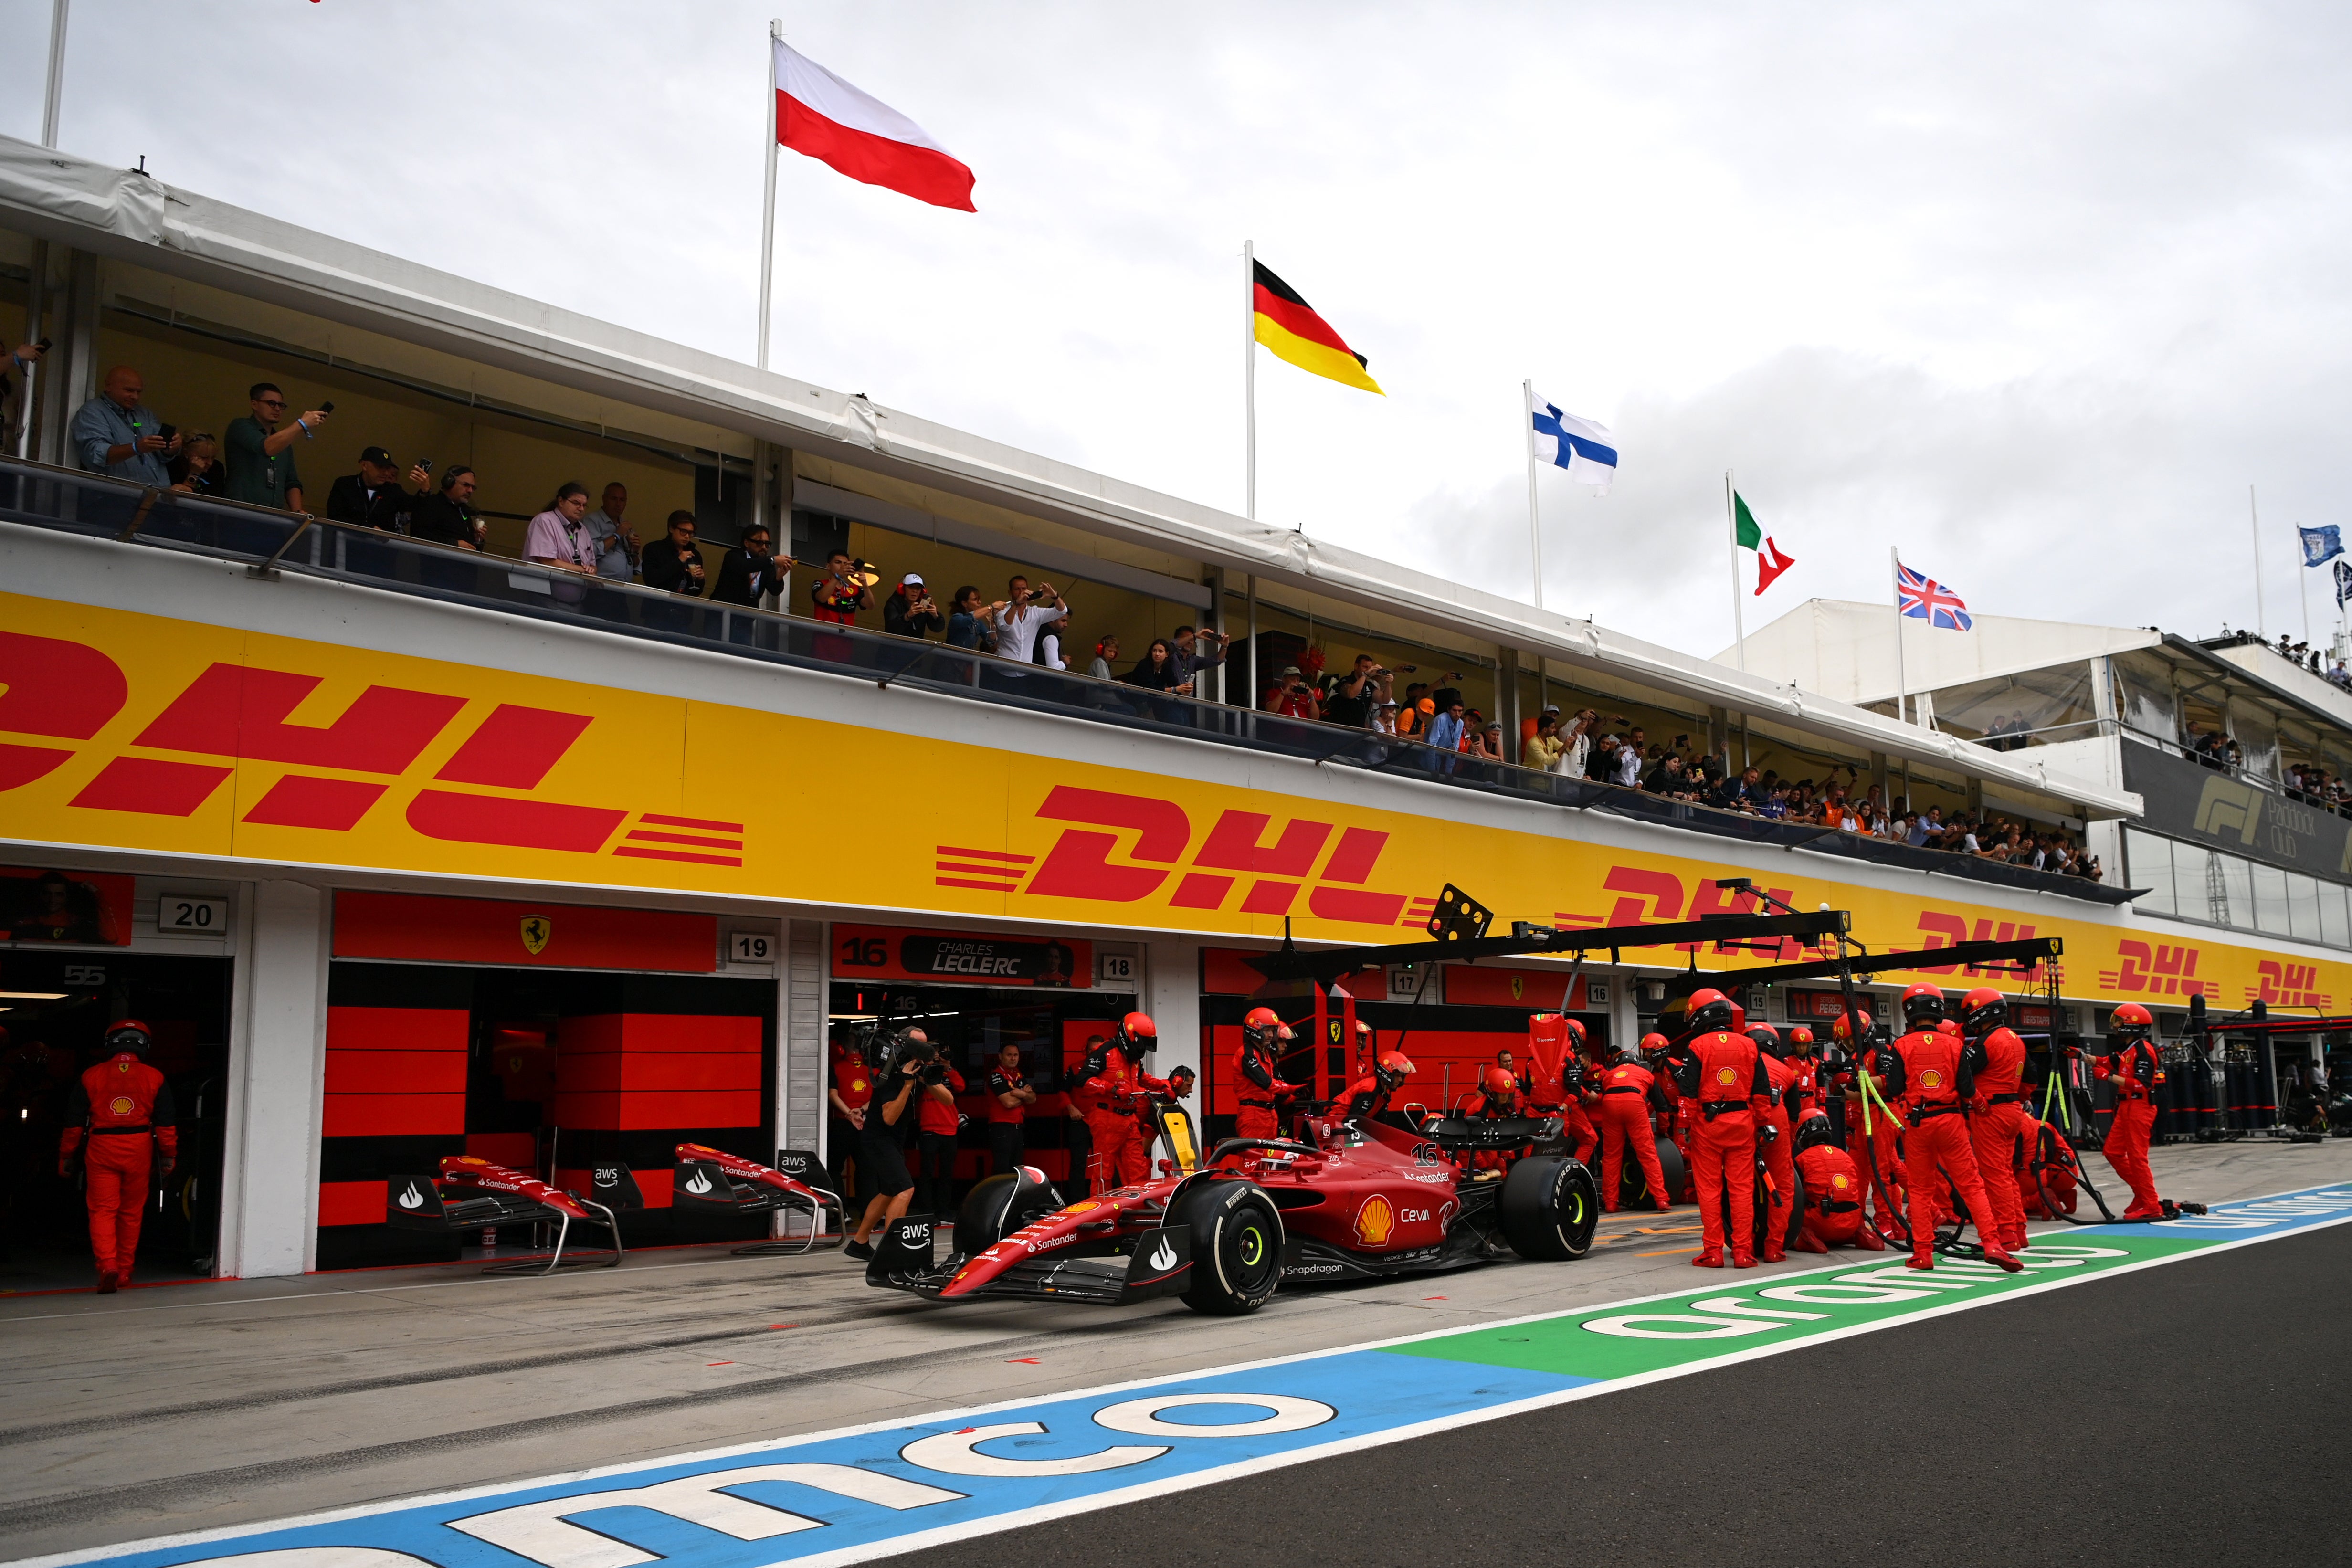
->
[1791, 1111, 1883, 1253]
[1663, 989, 1772, 1269]
[842, 1029, 939, 1261]
[1340, 1050, 1415, 1125]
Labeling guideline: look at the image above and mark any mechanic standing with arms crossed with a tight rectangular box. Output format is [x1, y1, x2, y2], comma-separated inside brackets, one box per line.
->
[842, 1030, 936, 1261]
[1871, 985, 2023, 1273]
[58, 1020, 177, 1293]
[1664, 989, 1771, 1269]
[1960, 987, 2032, 1252]
[983, 1041, 1034, 1175]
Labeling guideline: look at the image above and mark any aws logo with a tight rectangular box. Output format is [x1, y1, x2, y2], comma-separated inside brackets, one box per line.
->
[939, 786, 1414, 928]
[0, 631, 743, 867]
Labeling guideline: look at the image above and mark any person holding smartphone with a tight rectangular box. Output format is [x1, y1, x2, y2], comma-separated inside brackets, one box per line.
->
[71, 365, 182, 487]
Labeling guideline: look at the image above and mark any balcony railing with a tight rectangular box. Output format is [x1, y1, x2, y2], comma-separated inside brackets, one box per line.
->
[0, 457, 2138, 906]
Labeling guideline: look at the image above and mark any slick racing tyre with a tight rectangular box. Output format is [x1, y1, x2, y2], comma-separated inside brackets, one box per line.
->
[1172, 1179, 1283, 1315]
[1618, 1136, 1689, 1208]
[953, 1168, 1063, 1260]
[1500, 1155, 1600, 1261]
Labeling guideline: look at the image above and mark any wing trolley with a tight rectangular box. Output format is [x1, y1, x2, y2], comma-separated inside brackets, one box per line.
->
[671, 1144, 846, 1255]
[386, 1155, 628, 1276]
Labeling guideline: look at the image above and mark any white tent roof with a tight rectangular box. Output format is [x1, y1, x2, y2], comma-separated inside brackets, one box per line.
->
[1718, 599, 2161, 705]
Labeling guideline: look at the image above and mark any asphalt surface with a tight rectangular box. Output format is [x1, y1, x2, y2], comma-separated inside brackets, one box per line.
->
[878, 1221, 2351, 1568]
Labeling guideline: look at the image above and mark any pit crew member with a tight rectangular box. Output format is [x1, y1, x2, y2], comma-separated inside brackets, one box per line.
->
[1792, 1111, 1882, 1253]
[2101, 1002, 2170, 1220]
[1871, 985, 2023, 1273]
[1340, 1050, 1416, 1126]
[1081, 1013, 1168, 1192]
[1960, 987, 2031, 1251]
[1664, 990, 1772, 1268]
[1598, 1036, 1672, 1213]
[1751, 1023, 1797, 1263]
[983, 1041, 1035, 1175]
[58, 1020, 178, 1293]
[1234, 1006, 1305, 1140]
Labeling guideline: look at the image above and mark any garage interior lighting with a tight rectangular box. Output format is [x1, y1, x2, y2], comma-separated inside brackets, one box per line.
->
[0, 991, 68, 1000]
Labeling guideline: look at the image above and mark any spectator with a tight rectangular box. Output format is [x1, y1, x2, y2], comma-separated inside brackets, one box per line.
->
[1407, 695, 1435, 737]
[1088, 635, 1118, 679]
[223, 381, 323, 512]
[1558, 707, 1598, 778]
[1610, 736, 1642, 787]
[945, 586, 996, 652]
[1372, 698, 1402, 736]
[1761, 781, 1791, 819]
[1523, 710, 1565, 771]
[883, 574, 943, 640]
[71, 365, 179, 486]
[409, 464, 487, 551]
[1472, 721, 1506, 761]
[1427, 698, 1467, 753]
[523, 483, 597, 573]
[640, 510, 707, 593]
[1908, 807, 1939, 847]
[992, 574, 1067, 663]
[1396, 683, 1430, 736]
[1322, 655, 1382, 727]
[810, 550, 874, 625]
[1264, 663, 1318, 718]
[580, 482, 639, 582]
[167, 432, 221, 496]
[1, 340, 45, 458]
[1123, 638, 1192, 694]
[1039, 615, 1071, 671]
[1715, 764, 1762, 813]
[711, 523, 779, 607]
[325, 446, 427, 531]
[1171, 625, 1228, 694]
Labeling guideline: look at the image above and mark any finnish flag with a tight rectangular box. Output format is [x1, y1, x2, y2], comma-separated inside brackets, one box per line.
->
[1531, 394, 1617, 494]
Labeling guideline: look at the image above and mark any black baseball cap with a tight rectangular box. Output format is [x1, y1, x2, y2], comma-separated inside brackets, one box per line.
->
[359, 445, 395, 466]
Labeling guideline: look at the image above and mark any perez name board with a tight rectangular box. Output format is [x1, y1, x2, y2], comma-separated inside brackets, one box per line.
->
[833, 924, 1093, 988]
[2121, 740, 2352, 881]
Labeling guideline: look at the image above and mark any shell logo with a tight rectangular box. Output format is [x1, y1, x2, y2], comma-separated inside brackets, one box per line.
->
[1062, 1200, 1100, 1215]
[1831, 1173, 1852, 1192]
[1715, 1066, 1739, 1087]
[850, 1078, 867, 1093]
[109, 1095, 135, 1115]
[1920, 1069, 1945, 1089]
[1354, 1194, 1397, 1246]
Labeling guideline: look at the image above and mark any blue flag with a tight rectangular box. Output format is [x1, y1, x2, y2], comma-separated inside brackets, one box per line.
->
[2337, 559, 2352, 610]
[2301, 525, 2342, 567]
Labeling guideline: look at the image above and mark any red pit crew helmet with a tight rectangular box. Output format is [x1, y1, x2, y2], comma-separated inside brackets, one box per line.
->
[1480, 1065, 1517, 1099]
[104, 1019, 155, 1054]
[2110, 1001, 2154, 1042]
[1374, 1050, 1415, 1092]
[1685, 988, 1737, 1036]
[1118, 1011, 1158, 1055]
[1787, 1025, 1816, 1052]
[1900, 982, 1945, 1032]
[1748, 1022, 1787, 1059]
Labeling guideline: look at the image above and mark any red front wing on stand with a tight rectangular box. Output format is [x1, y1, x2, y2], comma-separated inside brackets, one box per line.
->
[671, 1143, 847, 1255]
[385, 1155, 631, 1276]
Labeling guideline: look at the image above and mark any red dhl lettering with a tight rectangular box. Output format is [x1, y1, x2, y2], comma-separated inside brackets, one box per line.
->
[2249, 959, 2331, 1010]
[2099, 940, 2215, 999]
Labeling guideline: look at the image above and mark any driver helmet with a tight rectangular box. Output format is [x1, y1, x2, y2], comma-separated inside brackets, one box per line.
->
[1118, 1011, 1158, 1056]
[2110, 1001, 2154, 1044]
[1960, 987, 2007, 1039]
[1900, 982, 1946, 1033]
[104, 1019, 155, 1055]
[1685, 987, 1737, 1036]
[1787, 1025, 1816, 1054]
[1748, 1022, 1787, 1060]
[1374, 1050, 1415, 1093]
[1479, 1064, 1517, 1104]
[1793, 1111, 1838, 1153]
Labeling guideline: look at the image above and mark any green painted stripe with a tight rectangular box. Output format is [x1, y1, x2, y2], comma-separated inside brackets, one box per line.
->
[1383, 1236, 2208, 1380]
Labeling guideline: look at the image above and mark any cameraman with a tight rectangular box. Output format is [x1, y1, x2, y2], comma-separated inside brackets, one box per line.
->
[842, 1028, 934, 1260]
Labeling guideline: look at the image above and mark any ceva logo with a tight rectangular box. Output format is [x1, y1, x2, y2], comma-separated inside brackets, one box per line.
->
[0, 631, 743, 866]
[937, 785, 1419, 928]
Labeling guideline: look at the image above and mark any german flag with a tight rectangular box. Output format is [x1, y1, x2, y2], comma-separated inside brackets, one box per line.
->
[1253, 261, 1384, 395]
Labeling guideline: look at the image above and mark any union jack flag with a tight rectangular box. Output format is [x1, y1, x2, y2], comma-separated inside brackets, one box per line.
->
[1897, 562, 1973, 631]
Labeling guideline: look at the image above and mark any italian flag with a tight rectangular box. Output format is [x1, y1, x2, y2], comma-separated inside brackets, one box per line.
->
[1734, 491, 1796, 595]
[775, 40, 976, 211]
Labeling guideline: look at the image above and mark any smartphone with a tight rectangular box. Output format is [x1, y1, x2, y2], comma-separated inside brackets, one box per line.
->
[34, 337, 52, 352]
[156, 422, 176, 444]
[319, 400, 336, 414]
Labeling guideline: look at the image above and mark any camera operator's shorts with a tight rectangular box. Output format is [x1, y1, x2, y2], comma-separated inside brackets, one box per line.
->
[858, 1125, 915, 1198]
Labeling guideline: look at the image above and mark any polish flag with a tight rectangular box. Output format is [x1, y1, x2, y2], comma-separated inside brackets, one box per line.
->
[774, 40, 976, 212]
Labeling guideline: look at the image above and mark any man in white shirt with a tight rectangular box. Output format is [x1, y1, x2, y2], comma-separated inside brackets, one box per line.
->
[1612, 739, 1642, 787]
[992, 574, 1069, 664]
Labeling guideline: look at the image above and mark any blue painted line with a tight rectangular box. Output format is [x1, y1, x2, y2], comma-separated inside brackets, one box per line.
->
[23, 1179, 2352, 1568]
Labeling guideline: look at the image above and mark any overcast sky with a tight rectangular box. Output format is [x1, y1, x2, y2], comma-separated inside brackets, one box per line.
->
[9, 1, 2350, 659]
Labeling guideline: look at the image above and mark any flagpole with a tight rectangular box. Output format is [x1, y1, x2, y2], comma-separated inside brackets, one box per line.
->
[1523, 380, 1543, 610]
[1891, 545, 1908, 726]
[1726, 470, 1745, 671]
[2301, 526, 2312, 647]
[2250, 484, 2264, 638]
[757, 18, 781, 370]
[1244, 240, 1256, 522]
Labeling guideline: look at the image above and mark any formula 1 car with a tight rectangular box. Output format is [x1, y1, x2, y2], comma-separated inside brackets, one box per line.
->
[862, 1089, 1599, 1315]
[386, 1154, 633, 1275]
[670, 1143, 845, 1253]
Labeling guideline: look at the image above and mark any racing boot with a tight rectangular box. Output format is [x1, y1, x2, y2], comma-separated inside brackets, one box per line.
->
[1906, 1250, 1935, 1272]
[1856, 1225, 1887, 1251]
[1983, 1244, 2024, 1274]
[95, 1270, 118, 1294]
[1732, 1253, 1758, 1269]
[1691, 1250, 1724, 1268]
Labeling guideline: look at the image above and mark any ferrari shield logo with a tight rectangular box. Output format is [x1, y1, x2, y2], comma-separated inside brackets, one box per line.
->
[520, 916, 552, 955]
[1510, 975, 1524, 1001]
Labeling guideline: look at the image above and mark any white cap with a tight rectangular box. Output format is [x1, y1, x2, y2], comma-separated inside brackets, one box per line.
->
[901, 572, 924, 586]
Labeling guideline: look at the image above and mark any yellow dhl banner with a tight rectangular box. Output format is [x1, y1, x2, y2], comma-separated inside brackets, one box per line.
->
[0, 593, 2338, 1011]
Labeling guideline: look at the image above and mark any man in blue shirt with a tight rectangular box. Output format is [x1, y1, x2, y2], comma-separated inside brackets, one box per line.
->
[71, 366, 179, 486]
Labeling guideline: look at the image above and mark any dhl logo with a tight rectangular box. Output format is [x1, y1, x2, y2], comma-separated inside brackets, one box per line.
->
[934, 786, 1416, 928]
[1558, 867, 1827, 958]
[2099, 940, 2216, 999]
[2249, 959, 2331, 1010]
[0, 631, 744, 866]
[1913, 913, 2052, 980]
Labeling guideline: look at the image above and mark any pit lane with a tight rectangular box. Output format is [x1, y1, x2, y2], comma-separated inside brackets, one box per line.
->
[2, 1139, 2344, 1565]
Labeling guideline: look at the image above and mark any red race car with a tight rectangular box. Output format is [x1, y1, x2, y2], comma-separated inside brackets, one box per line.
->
[863, 1083, 1598, 1315]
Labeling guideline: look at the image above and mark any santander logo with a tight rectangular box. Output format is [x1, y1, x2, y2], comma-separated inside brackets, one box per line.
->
[396, 1180, 426, 1210]
[684, 1168, 714, 1195]
[1148, 1236, 1178, 1271]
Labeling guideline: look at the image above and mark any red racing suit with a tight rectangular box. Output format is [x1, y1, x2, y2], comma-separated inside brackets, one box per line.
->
[2104, 1040, 2166, 1219]
[1966, 1024, 2032, 1250]
[1787, 1053, 1824, 1121]
[1463, 1083, 1525, 1173]
[1595, 1060, 1669, 1211]
[2017, 1107, 2078, 1218]
[1793, 1141, 1881, 1252]
[1080, 1042, 1168, 1193]
[1757, 1054, 1797, 1262]
[59, 1051, 178, 1277]
[1234, 1037, 1302, 1141]
[1840, 1052, 1906, 1231]
[1525, 1016, 1599, 1165]
[1880, 1030, 2016, 1267]
[1667, 1031, 1771, 1265]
